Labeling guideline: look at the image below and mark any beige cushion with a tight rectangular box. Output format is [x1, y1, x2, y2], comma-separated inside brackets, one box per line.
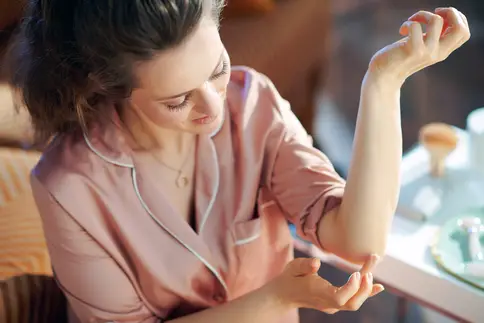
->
[0, 148, 50, 280]
[0, 148, 66, 322]
[0, 148, 40, 206]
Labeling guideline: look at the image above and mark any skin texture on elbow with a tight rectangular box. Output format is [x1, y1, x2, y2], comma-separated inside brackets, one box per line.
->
[317, 206, 388, 265]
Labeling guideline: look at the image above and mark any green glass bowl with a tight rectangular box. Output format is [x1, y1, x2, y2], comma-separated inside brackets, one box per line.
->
[431, 209, 484, 291]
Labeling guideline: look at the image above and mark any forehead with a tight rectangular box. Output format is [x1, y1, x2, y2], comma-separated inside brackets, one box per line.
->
[133, 16, 223, 98]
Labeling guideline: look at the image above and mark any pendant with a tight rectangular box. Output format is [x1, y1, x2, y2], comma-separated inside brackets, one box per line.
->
[176, 175, 189, 188]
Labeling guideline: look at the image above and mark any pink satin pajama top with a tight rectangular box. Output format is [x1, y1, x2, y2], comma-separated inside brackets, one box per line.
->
[31, 67, 346, 323]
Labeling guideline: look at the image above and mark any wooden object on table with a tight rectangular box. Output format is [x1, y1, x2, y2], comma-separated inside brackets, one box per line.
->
[419, 123, 459, 177]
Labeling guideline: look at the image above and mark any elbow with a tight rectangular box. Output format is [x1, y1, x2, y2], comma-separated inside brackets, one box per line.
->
[334, 209, 394, 265]
[330, 234, 388, 266]
[340, 238, 387, 266]
[317, 205, 392, 266]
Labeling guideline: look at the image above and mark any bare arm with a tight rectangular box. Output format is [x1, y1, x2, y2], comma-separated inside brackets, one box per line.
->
[318, 7, 470, 264]
[168, 284, 287, 323]
[169, 256, 382, 322]
[318, 75, 401, 263]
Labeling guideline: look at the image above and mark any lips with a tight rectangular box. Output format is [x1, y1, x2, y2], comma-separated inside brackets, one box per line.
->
[193, 115, 216, 125]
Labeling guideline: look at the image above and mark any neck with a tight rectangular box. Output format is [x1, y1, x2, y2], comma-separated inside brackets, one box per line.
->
[120, 106, 195, 156]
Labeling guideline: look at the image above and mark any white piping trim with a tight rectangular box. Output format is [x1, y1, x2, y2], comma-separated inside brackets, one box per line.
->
[234, 199, 274, 246]
[82, 132, 134, 168]
[131, 168, 228, 294]
[198, 140, 219, 233]
[260, 201, 276, 209]
[234, 232, 261, 246]
[82, 100, 224, 167]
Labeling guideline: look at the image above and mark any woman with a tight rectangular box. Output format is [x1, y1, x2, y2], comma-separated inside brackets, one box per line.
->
[8, 0, 469, 322]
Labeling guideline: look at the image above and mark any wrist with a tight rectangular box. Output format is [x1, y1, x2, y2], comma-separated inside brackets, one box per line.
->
[363, 69, 403, 93]
[262, 276, 297, 311]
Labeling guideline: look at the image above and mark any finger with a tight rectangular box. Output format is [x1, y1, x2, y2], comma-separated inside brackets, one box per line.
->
[435, 7, 468, 28]
[369, 284, 385, 297]
[400, 21, 425, 50]
[458, 12, 471, 47]
[408, 11, 444, 46]
[324, 308, 340, 315]
[434, 8, 470, 50]
[333, 272, 361, 306]
[289, 258, 321, 277]
[344, 273, 374, 311]
[455, 11, 470, 47]
[459, 12, 469, 29]
[399, 21, 414, 36]
[359, 254, 380, 275]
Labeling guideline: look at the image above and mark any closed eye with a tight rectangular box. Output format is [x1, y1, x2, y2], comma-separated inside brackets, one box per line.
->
[166, 92, 193, 111]
[209, 60, 229, 81]
[166, 59, 229, 111]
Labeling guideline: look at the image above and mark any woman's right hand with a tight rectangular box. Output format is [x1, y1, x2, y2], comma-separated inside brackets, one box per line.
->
[268, 255, 384, 314]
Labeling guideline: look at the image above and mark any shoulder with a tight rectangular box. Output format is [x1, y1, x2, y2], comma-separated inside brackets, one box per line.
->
[31, 131, 126, 233]
[225, 66, 310, 142]
[226, 66, 291, 127]
[32, 131, 107, 196]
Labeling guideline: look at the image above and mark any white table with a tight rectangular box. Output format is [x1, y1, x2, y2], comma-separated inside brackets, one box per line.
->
[294, 130, 484, 323]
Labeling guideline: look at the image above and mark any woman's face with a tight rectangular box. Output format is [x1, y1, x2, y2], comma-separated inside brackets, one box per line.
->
[130, 15, 230, 135]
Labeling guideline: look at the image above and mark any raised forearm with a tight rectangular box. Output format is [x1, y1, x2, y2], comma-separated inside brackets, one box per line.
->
[168, 284, 289, 323]
[327, 72, 402, 261]
[316, 5, 471, 263]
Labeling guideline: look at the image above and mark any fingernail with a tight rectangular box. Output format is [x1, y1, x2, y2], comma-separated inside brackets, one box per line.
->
[367, 273, 373, 282]
[355, 272, 361, 280]
[374, 289, 384, 296]
[375, 286, 385, 295]
[311, 258, 320, 268]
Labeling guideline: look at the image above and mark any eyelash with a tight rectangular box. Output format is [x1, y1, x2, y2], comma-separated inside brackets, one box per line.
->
[166, 60, 229, 111]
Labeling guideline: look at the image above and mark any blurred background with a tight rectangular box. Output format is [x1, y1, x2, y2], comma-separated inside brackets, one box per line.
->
[0, 0, 482, 322]
[314, 0, 483, 178]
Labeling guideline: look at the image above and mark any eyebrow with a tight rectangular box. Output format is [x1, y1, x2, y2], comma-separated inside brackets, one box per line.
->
[156, 52, 225, 101]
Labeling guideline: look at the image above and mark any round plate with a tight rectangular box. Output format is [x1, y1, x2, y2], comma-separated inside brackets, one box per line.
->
[431, 209, 484, 291]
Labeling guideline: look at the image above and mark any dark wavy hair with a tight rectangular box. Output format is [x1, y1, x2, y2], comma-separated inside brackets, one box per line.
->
[7, 0, 224, 144]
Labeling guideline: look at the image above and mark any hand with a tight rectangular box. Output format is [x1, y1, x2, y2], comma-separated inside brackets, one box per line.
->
[368, 7, 470, 86]
[269, 254, 384, 314]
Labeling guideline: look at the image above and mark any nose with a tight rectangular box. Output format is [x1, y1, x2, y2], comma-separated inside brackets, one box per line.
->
[194, 81, 224, 116]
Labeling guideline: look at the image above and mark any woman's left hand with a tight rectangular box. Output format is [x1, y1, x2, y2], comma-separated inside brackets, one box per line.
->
[368, 7, 470, 87]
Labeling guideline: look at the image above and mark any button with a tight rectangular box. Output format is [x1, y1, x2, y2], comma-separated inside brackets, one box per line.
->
[213, 294, 225, 303]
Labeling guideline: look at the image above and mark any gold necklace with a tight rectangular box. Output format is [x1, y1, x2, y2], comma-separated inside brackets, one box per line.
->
[151, 141, 195, 188]
[121, 114, 195, 188]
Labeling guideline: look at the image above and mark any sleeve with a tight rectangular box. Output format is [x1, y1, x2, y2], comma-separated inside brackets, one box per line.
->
[261, 77, 346, 249]
[30, 175, 161, 323]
